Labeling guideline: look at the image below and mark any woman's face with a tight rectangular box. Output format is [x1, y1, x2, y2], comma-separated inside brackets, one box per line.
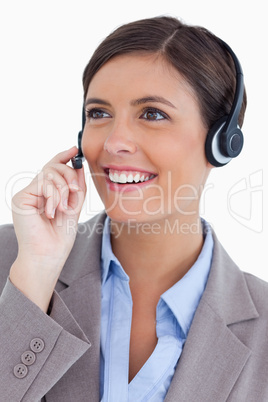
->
[82, 53, 211, 224]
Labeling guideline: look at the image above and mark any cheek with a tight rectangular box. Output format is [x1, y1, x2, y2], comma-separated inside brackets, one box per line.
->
[180, 124, 207, 165]
[159, 129, 208, 189]
[81, 132, 108, 200]
[81, 131, 103, 169]
[156, 131, 205, 168]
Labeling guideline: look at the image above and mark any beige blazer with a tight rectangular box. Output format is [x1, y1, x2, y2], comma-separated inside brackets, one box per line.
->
[0, 212, 268, 401]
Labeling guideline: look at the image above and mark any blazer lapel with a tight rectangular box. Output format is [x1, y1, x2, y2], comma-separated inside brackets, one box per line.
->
[46, 213, 106, 402]
[165, 231, 258, 402]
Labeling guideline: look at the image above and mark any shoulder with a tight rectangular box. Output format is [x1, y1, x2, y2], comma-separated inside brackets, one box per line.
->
[214, 231, 268, 306]
[207, 229, 268, 321]
[211, 228, 268, 293]
[243, 271, 268, 313]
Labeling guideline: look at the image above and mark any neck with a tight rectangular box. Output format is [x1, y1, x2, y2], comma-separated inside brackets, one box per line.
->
[110, 215, 204, 291]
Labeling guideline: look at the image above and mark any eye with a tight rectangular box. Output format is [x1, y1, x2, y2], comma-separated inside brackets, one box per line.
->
[86, 108, 111, 120]
[140, 107, 169, 121]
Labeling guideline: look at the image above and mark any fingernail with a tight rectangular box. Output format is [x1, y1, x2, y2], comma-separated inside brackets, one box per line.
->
[51, 208, 56, 218]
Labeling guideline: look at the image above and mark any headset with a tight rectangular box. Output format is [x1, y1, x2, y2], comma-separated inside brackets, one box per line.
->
[71, 108, 86, 169]
[205, 40, 244, 167]
[72, 39, 244, 169]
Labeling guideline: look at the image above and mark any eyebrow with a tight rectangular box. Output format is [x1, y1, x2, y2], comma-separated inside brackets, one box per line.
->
[85, 96, 176, 109]
[130, 96, 176, 109]
[85, 98, 111, 107]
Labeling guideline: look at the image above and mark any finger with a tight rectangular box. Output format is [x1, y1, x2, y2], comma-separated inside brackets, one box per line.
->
[67, 183, 85, 214]
[42, 166, 84, 211]
[76, 164, 87, 194]
[65, 165, 86, 212]
[46, 146, 79, 166]
[43, 175, 61, 219]
[44, 169, 70, 211]
[43, 169, 86, 217]
[29, 150, 86, 218]
[44, 147, 86, 198]
[44, 163, 82, 188]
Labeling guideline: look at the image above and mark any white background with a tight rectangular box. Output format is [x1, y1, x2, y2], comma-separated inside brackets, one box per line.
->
[0, 1, 267, 280]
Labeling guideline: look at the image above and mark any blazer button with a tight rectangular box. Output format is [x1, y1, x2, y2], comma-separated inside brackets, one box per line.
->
[14, 363, 28, 379]
[30, 338, 45, 353]
[21, 350, 36, 366]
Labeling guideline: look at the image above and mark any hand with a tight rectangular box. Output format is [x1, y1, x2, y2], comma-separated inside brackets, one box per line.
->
[10, 146, 86, 311]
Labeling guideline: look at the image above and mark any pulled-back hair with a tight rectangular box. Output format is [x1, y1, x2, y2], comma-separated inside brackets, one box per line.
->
[82, 16, 246, 129]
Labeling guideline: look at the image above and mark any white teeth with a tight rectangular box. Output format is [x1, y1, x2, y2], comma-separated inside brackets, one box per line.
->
[109, 171, 115, 182]
[109, 170, 155, 184]
[118, 173, 127, 183]
[109, 171, 121, 183]
[133, 174, 140, 183]
[127, 174, 134, 183]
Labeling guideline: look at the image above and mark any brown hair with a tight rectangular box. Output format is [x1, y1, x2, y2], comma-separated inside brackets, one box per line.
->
[82, 16, 246, 129]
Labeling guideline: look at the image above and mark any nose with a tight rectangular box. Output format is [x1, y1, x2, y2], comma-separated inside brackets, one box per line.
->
[104, 121, 137, 155]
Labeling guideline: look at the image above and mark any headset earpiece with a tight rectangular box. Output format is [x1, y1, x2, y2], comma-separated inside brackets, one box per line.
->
[205, 40, 244, 167]
[205, 116, 232, 167]
[205, 116, 244, 167]
[220, 125, 244, 158]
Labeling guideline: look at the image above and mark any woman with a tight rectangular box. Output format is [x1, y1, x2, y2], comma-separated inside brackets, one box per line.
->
[0, 16, 267, 401]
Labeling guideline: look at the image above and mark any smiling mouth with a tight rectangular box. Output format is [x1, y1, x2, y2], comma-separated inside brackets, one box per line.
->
[105, 168, 157, 184]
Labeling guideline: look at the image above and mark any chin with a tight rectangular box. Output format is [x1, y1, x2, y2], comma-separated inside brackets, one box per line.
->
[105, 206, 164, 227]
[105, 207, 142, 224]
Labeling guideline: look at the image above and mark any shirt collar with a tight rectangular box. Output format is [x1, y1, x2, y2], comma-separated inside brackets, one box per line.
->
[101, 217, 129, 284]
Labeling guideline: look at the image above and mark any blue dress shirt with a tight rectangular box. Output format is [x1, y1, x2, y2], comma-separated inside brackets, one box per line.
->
[100, 218, 214, 401]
